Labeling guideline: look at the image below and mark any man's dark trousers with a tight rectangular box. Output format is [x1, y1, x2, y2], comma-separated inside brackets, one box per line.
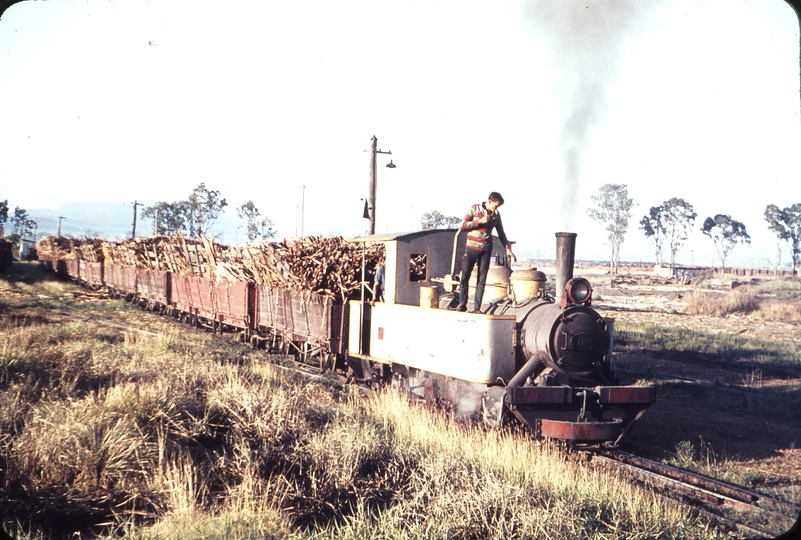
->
[459, 248, 491, 311]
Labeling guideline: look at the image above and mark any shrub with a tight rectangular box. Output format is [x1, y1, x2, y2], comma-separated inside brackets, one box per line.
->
[684, 289, 758, 317]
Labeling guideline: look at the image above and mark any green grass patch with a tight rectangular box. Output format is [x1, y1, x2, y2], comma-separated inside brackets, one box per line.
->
[615, 321, 801, 374]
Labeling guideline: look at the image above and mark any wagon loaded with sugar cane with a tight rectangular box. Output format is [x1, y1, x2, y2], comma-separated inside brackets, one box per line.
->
[36, 234, 385, 374]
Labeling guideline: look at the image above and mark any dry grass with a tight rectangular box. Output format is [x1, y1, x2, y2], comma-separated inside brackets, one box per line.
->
[754, 299, 801, 322]
[683, 289, 759, 317]
[683, 279, 801, 322]
[1, 263, 732, 539]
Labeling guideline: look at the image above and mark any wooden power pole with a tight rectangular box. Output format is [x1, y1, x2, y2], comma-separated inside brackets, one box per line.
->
[131, 201, 144, 239]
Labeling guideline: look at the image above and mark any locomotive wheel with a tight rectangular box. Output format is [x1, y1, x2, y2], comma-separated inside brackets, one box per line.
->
[390, 371, 410, 395]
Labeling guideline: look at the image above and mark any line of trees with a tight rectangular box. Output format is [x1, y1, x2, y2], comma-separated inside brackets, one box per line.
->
[587, 183, 799, 276]
[141, 183, 276, 242]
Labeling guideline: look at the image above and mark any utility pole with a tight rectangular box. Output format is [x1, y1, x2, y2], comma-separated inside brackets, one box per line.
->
[367, 135, 395, 235]
[131, 201, 144, 239]
[57, 216, 66, 238]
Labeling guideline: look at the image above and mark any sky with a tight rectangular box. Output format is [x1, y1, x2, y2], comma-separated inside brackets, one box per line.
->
[1, 0, 800, 267]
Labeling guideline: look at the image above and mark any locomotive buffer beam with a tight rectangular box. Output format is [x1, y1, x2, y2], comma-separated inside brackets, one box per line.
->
[504, 385, 656, 444]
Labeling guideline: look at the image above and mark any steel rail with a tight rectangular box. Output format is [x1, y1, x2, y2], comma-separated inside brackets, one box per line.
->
[589, 448, 801, 538]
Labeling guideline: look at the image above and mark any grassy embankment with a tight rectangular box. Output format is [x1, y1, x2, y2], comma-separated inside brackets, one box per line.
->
[0, 262, 749, 538]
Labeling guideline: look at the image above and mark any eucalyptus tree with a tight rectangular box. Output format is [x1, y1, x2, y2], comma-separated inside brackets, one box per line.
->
[764, 203, 801, 276]
[141, 201, 189, 236]
[701, 214, 750, 275]
[587, 183, 634, 274]
[639, 206, 666, 265]
[186, 183, 227, 237]
[236, 200, 276, 242]
[640, 198, 696, 267]
[11, 206, 32, 238]
[141, 184, 227, 238]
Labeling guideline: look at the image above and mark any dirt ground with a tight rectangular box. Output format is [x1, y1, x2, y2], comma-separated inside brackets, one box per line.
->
[569, 265, 801, 515]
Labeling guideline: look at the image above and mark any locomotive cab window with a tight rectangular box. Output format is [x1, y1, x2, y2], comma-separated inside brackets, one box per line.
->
[409, 253, 428, 283]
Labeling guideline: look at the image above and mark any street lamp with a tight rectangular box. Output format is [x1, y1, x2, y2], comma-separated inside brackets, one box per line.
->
[366, 135, 396, 235]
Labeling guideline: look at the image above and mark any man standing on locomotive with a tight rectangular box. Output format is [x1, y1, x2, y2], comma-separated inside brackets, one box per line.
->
[456, 191, 515, 313]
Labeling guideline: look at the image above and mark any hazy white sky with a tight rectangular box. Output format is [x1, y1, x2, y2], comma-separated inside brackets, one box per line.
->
[1, 0, 799, 266]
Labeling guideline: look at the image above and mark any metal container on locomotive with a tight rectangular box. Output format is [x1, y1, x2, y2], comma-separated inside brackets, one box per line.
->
[346, 230, 655, 446]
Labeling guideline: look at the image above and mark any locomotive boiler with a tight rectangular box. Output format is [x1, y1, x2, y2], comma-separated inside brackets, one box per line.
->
[346, 231, 655, 446]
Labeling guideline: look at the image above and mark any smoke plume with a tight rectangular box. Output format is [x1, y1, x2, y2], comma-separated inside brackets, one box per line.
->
[523, 1, 657, 229]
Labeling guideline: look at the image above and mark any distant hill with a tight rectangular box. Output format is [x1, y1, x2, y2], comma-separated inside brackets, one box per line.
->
[25, 203, 246, 244]
[23, 203, 363, 245]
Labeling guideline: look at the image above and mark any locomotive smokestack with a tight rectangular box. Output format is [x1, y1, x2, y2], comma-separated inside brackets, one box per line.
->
[554, 232, 576, 303]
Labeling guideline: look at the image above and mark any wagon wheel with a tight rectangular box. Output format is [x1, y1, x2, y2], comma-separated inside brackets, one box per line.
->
[343, 365, 358, 384]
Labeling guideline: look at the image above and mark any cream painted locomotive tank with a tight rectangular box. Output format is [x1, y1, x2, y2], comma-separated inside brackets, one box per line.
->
[468, 261, 512, 302]
[510, 266, 547, 301]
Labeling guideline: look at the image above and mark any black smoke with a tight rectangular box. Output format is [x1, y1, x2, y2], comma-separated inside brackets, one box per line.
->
[523, 0, 660, 228]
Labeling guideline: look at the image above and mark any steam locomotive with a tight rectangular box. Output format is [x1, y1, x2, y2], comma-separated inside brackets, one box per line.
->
[346, 231, 655, 446]
[38, 230, 655, 447]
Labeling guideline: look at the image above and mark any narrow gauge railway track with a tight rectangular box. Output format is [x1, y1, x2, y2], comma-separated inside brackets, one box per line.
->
[618, 366, 785, 399]
[588, 448, 801, 538]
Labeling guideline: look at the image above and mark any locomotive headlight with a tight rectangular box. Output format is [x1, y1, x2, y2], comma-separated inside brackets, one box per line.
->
[565, 277, 592, 305]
